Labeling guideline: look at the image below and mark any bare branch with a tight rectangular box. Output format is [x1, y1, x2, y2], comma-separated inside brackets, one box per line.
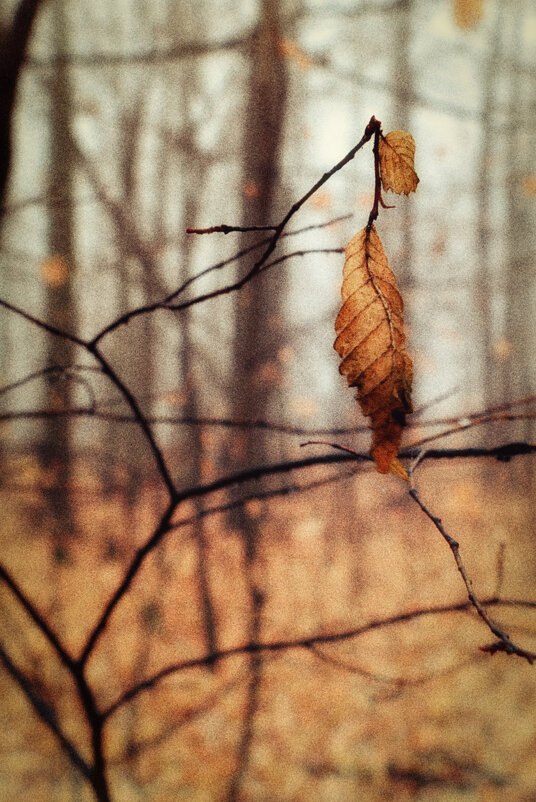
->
[90, 219, 349, 345]
[83, 119, 373, 346]
[166, 121, 376, 313]
[408, 483, 536, 664]
[102, 597, 536, 717]
[408, 411, 536, 450]
[79, 499, 177, 664]
[187, 224, 278, 234]
[308, 643, 485, 690]
[0, 297, 87, 347]
[0, 642, 91, 780]
[168, 470, 354, 534]
[87, 344, 176, 499]
[0, 364, 103, 399]
[0, 562, 75, 671]
[24, 33, 251, 69]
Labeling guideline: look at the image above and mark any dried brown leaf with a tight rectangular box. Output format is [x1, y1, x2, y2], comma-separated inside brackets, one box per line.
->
[334, 226, 413, 477]
[378, 131, 419, 196]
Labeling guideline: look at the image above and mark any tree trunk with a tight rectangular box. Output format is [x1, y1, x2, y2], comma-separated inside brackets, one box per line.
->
[226, 1, 288, 797]
[41, 0, 76, 553]
[0, 0, 43, 213]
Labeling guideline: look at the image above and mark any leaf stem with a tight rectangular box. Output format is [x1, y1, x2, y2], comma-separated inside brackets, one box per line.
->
[367, 121, 383, 230]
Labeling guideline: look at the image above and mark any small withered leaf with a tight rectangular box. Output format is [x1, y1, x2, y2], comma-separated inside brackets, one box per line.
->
[378, 130, 419, 196]
[334, 225, 413, 478]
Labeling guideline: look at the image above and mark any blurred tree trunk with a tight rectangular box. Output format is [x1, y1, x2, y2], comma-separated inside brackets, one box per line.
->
[386, 0, 417, 647]
[41, 0, 76, 552]
[0, 1, 44, 475]
[230, 0, 288, 519]
[391, 0, 414, 292]
[174, 24, 219, 663]
[502, 5, 536, 481]
[111, 98, 155, 506]
[475, 3, 503, 479]
[226, 0, 288, 797]
[0, 0, 43, 214]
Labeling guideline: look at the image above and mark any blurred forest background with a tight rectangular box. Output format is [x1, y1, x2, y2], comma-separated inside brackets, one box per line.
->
[1, 0, 536, 800]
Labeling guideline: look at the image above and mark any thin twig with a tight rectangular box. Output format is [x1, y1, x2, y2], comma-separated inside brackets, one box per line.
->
[90, 241, 343, 345]
[88, 344, 176, 499]
[164, 118, 376, 314]
[79, 498, 178, 664]
[408, 412, 536, 450]
[308, 643, 484, 689]
[408, 481, 536, 664]
[0, 363, 102, 398]
[0, 300, 175, 497]
[0, 298, 86, 347]
[3, 396, 536, 438]
[102, 597, 536, 716]
[187, 224, 278, 234]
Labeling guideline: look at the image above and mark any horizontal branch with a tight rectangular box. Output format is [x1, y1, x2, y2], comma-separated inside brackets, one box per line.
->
[302, 441, 536, 465]
[0, 406, 370, 435]
[80, 463, 353, 662]
[103, 597, 536, 717]
[0, 364, 103, 399]
[2, 393, 534, 438]
[169, 469, 353, 533]
[308, 643, 483, 689]
[187, 224, 278, 234]
[406, 442, 536, 462]
[24, 33, 250, 69]
[174, 452, 368, 504]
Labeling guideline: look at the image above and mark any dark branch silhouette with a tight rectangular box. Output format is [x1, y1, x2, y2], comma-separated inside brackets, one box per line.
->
[102, 597, 536, 718]
[409, 479, 536, 665]
[1, 104, 535, 802]
[0, 643, 91, 778]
